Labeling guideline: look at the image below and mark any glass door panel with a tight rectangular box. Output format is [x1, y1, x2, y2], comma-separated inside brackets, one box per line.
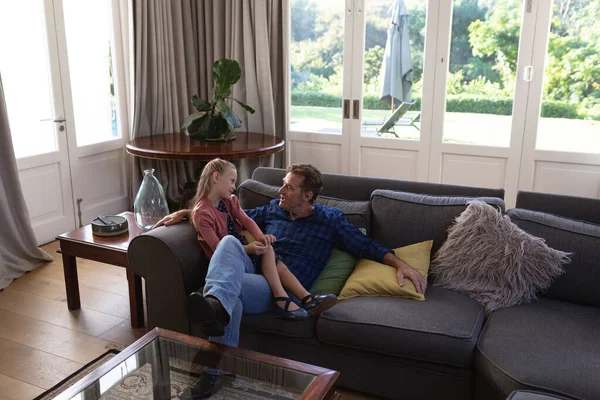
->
[62, 0, 119, 146]
[0, 1, 57, 158]
[534, 0, 600, 154]
[289, 0, 345, 134]
[361, 0, 425, 140]
[442, 0, 521, 147]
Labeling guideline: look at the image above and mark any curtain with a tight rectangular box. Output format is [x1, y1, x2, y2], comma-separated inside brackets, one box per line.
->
[131, 0, 289, 203]
[0, 75, 53, 290]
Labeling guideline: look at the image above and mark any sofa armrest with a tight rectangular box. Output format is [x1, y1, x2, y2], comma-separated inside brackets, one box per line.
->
[128, 221, 208, 334]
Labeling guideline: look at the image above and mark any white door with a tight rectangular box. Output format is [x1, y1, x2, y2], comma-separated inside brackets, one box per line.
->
[287, 0, 441, 177]
[287, 0, 354, 174]
[0, 0, 76, 244]
[0, 0, 129, 244]
[352, 0, 439, 181]
[518, 0, 600, 198]
[426, 0, 540, 207]
[54, 0, 129, 227]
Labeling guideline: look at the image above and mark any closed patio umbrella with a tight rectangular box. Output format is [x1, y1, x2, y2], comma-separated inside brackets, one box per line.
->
[379, 0, 413, 111]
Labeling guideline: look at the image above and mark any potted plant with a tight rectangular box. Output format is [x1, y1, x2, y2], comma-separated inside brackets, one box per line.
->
[182, 59, 255, 141]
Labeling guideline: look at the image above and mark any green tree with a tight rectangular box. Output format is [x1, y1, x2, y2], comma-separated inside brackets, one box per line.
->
[469, 0, 521, 89]
[407, 4, 426, 84]
[544, 36, 600, 106]
[469, 0, 600, 108]
[291, 0, 317, 41]
[364, 45, 384, 87]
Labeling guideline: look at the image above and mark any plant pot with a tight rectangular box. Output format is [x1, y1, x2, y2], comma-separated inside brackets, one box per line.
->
[188, 117, 237, 142]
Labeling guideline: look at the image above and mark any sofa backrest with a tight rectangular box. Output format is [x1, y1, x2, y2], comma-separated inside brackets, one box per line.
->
[507, 208, 600, 308]
[238, 179, 372, 233]
[370, 190, 505, 254]
[251, 167, 505, 201]
[516, 190, 600, 225]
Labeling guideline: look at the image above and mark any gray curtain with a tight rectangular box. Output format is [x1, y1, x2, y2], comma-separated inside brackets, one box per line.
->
[0, 75, 53, 290]
[131, 0, 289, 204]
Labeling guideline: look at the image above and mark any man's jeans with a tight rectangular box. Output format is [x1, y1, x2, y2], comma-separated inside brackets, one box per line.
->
[202, 235, 272, 347]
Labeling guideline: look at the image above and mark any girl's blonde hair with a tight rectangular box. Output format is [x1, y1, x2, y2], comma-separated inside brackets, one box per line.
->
[189, 158, 236, 209]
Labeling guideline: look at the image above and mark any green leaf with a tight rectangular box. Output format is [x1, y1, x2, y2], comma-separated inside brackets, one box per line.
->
[218, 100, 242, 129]
[191, 95, 212, 112]
[230, 98, 255, 114]
[213, 59, 241, 99]
[182, 112, 206, 132]
[183, 113, 208, 134]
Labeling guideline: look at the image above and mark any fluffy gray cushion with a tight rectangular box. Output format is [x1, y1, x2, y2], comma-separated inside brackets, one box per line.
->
[431, 201, 571, 313]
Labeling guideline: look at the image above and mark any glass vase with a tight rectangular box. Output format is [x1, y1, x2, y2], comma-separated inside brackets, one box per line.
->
[134, 169, 169, 231]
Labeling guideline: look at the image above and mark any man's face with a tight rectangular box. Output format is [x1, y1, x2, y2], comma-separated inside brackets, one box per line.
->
[278, 172, 310, 211]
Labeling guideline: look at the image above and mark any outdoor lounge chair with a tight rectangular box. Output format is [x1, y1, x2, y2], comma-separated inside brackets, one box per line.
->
[362, 101, 420, 137]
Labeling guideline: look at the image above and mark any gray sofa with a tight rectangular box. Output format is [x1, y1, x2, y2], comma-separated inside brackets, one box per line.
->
[128, 167, 600, 400]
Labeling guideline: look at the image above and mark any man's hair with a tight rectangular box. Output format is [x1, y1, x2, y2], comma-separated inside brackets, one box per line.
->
[286, 164, 323, 204]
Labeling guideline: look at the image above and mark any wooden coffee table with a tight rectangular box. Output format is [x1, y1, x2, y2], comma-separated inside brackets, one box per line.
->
[56, 212, 145, 328]
[53, 327, 341, 400]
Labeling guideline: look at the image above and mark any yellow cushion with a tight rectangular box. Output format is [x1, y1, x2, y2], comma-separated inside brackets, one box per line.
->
[241, 230, 256, 243]
[339, 240, 433, 301]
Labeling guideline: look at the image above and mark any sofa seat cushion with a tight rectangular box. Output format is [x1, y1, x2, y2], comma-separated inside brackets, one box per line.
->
[240, 312, 316, 338]
[316, 285, 486, 368]
[476, 299, 600, 400]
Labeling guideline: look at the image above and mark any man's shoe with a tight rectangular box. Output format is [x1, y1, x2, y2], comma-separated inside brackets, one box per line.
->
[187, 293, 230, 337]
[301, 293, 337, 315]
[272, 297, 309, 320]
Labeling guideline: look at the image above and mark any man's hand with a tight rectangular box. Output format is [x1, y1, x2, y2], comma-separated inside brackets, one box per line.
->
[258, 234, 276, 246]
[383, 252, 427, 294]
[153, 209, 191, 229]
[244, 241, 268, 255]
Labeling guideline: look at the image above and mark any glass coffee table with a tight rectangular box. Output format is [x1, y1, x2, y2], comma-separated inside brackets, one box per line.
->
[54, 328, 340, 400]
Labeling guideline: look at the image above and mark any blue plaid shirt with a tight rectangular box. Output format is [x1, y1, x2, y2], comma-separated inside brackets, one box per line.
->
[245, 199, 392, 289]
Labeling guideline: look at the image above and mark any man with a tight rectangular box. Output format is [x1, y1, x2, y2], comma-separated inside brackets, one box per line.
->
[157, 164, 426, 347]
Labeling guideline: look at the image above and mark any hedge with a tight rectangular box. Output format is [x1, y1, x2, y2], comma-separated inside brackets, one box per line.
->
[291, 91, 582, 119]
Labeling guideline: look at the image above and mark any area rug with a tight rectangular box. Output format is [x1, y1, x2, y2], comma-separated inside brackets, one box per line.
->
[34, 349, 120, 400]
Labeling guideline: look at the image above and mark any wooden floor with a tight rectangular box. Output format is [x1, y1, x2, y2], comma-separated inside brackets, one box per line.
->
[0, 241, 376, 400]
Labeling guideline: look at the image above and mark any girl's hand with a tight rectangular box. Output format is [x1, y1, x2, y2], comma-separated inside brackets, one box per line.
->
[258, 234, 276, 246]
[153, 209, 191, 228]
[244, 241, 268, 255]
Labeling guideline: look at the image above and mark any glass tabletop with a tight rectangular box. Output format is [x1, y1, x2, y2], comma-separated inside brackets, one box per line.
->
[62, 330, 321, 400]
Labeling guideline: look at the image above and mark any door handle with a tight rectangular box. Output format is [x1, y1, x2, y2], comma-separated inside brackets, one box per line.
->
[353, 100, 360, 119]
[54, 118, 66, 123]
[343, 99, 350, 119]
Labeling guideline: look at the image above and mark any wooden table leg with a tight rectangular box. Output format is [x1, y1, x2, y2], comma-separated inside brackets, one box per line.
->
[127, 268, 145, 328]
[62, 253, 81, 310]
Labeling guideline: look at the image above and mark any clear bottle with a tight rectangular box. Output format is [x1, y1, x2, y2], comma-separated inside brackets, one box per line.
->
[133, 169, 169, 231]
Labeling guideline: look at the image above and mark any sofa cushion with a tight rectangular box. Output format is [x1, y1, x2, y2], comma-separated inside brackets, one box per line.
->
[339, 240, 432, 301]
[315, 195, 371, 233]
[310, 248, 357, 296]
[432, 201, 570, 313]
[241, 312, 316, 338]
[506, 209, 600, 307]
[370, 190, 505, 254]
[316, 285, 486, 368]
[476, 299, 600, 400]
[238, 180, 279, 209]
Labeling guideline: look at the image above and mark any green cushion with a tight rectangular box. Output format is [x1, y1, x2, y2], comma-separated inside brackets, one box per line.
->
[310, 248, 358, 295]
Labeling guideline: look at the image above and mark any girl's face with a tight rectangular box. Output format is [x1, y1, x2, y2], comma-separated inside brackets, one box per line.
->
[214, 167, 237, 199]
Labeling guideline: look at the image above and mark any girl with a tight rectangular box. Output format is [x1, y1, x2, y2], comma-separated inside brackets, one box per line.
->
[190, 158, 311, 320]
